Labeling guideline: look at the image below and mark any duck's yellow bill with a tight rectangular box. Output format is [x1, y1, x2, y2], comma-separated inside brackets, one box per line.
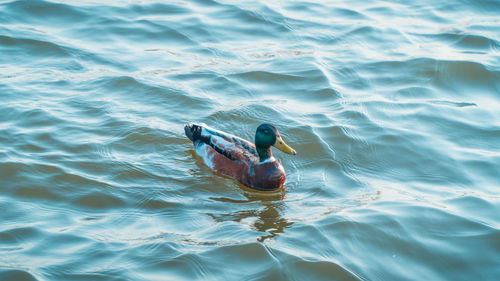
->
[274, 136, 297, 155]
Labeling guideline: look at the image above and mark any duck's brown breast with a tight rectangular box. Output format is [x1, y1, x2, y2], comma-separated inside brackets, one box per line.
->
[246, 160, 286, 190]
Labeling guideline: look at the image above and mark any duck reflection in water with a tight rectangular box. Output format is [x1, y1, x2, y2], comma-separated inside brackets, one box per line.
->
[208, 189, 293, 242]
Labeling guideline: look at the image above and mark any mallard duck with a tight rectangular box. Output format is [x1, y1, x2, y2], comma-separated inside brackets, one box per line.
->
[184, 123, 296, 191]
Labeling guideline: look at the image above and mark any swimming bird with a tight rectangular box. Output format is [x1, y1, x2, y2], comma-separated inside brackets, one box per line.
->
[184, 123, 296, 191]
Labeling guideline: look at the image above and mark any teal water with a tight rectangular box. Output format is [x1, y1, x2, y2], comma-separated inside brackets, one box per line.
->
[1, 0, 500, 280]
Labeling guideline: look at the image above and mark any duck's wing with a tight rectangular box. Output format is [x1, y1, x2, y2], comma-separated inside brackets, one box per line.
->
[184, 123, 258, 163]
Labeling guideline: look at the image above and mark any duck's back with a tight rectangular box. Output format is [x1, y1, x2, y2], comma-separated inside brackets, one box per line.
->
[185, 123, 257, 169]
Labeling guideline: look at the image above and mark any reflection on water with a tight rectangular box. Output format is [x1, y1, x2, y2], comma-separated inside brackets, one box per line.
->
[210, 191, 293, 242]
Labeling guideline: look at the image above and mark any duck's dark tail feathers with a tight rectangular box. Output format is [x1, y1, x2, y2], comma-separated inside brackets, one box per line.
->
[184, 123, 202, 142]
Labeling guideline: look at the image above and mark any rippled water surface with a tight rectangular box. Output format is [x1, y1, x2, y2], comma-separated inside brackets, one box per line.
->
[1, 0, 500, 280]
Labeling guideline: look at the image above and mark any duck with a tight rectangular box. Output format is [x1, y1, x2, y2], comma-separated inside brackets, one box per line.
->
[184, 123, 296, 191]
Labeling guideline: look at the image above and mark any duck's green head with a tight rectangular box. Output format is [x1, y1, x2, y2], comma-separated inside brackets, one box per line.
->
[255, 124, 296, 155]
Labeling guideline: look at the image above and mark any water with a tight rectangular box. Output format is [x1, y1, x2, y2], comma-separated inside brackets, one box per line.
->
[1, 0, 500, 280]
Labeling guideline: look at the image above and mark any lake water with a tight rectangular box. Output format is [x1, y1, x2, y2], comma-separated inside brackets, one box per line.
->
[1, 0, 500, 280]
